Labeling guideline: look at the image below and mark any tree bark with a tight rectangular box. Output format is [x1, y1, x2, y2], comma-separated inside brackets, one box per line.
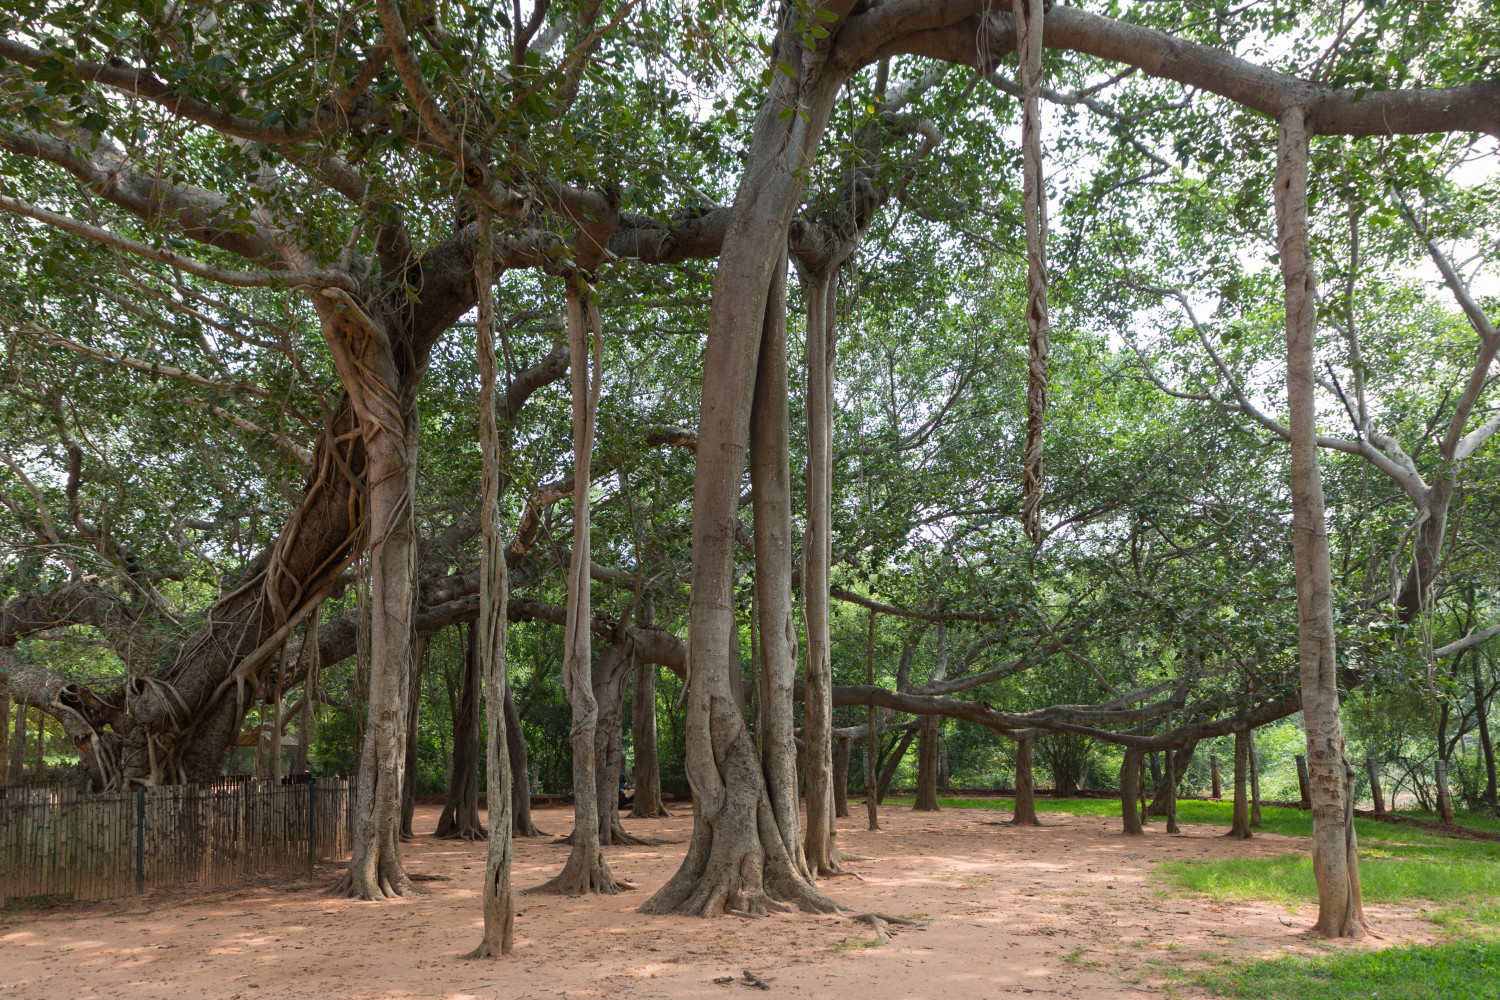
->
[537, 279, 623, 895]
[1296, 753, 1313, 809]
[800, 265, 840, 875]
[876, 725, 917, 804]
[1163, 747, 1180, 834]
[1365, 754, 1384, 814]
[864, 608, 880, 831]
[436, 624, 486, 840]
[639, 21, 843, 915]
[833, 736, 851, 818]
[1121, 749, 1144, 835]
[329, 293, 420, 900]
[1250, 733, 1263, 827]
[505, 680, 543, 837]
[1014, 0, 1049, 543]
[1279, 105, 1365, 938]
[1227, 728, 1252, 840]
[400, 637, 426, 840]
[1010, 734, 1040, 826]
[914, 624, 947, 812]
[1210, 753, 1222, 800]
[1472, 656, 1498, 814]
[592, 643, 647, 847]
[630, 656, 671, 819]
[469, 214, 515, 955]
[1436, 759, 1455, 824]
[0, 691, 8, 786]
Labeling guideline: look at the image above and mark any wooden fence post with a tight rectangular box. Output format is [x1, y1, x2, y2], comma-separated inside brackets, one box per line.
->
[1295, 753, 1311, 809]
[135, 787, 145, 896]
[1366, 754, 1385, 814]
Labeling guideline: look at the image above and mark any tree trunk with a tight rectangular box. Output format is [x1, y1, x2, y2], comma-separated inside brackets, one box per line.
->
[747, 251, 813, 881]
[436, 624, 486, 840]
[292, 604, 321, 777]
[864, 608, 880, 831]
[1163, 747, 1180, 834]
[1121, 749, 1144, 835]
[1010, 735, 1040, 826]
[1436, 759, 1455, 823]
[630, 657, 671, 819]
[400, 637, 426, 840]
[331, 326, 420, 899]
[593, 644, 647, 847]
[506, 680, 543, 837]
[469, 218, 515, 956]
[1210, 753, 1222, 800]
[537, 279, 623, 895]
[833, 736, 851, 818]
[1365, 755, 1385, 815]
[1296, 753, 1313, 809]
[876, 726, 917, 804]
[1278, 105, 1365, 938]
[1472, 656, 1498, 814]
[1250, 733, 1263, 827]
[915, 715, 942, 811]
[0, 691, 8, 786]
[639, 29, 842, 916]
[1147, 751, 1162, 788]
[1149, 739, 1197, 816]
[1015, 0, 1049, 543]
[1227, 728, 1252, 840]
[800, 266, 840, 876]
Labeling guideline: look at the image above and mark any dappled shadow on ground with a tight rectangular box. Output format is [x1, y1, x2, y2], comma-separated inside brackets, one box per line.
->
[0, 803, 1436, 999]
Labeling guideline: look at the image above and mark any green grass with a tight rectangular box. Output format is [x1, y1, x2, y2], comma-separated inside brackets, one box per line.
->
[1189, 940, 1500, 999]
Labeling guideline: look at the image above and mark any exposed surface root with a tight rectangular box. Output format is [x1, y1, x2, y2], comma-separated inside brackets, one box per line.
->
[848, 911, 923, 944]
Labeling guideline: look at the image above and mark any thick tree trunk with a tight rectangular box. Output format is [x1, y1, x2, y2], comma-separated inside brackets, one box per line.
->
[1121, 749, 1143, 835]
[630, 657, 671, 819]
[469, 222, 515, 956]
[1227, 728, 1252, 840]
[436, 624, 486, 840]
[1278, 105, 1365, 938]
[833, 736, 851, 818]
[505, 680, 543, 837]
[331, 308, 420, 899]
[538, 280, 623, 895]
[1210, 753, 1222, 800]
[640, 25, 842, 916]
[400, 637, 425, 840]
[800, 266, 840, 876]
[1010, 735, 1040, 826]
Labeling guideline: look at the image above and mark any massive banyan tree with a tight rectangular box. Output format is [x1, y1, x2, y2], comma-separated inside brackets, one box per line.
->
[2, 0, 1498, 942]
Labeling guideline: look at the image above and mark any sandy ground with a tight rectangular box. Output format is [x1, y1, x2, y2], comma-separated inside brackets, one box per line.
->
[0, 802, 1439, 999]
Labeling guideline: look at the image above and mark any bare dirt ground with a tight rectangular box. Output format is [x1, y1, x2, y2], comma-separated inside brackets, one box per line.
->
[1, 802, 1438, 999]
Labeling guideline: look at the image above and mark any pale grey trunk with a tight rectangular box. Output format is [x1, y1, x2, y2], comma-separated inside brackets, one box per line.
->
[630, 655, 671, 819]
[800, 266, 838, 873]
[1278, 106, 1365, 938]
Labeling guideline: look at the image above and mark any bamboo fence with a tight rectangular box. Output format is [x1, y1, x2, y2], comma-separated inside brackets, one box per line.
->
[1, 777, 352, 906]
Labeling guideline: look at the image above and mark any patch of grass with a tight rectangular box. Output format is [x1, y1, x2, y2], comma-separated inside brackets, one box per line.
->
[1191, 940, 1500, 1000]
[2, 892, 75, 910]
[833, 938, 882, 951]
